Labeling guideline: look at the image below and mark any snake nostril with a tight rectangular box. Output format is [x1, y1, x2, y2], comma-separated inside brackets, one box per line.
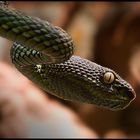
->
[128, 89, 136, 101]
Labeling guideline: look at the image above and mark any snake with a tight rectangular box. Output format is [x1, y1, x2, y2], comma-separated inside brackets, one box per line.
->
[0, 2, 136, 111]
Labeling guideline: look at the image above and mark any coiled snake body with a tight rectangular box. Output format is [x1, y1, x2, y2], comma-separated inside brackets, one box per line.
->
[0, 4, 136, 110]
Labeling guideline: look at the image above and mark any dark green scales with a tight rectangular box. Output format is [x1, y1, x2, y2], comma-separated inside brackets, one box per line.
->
[0, 6, 136, 110]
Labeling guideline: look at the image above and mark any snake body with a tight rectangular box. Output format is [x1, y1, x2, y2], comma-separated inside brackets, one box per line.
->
[0, 5, 136, 110]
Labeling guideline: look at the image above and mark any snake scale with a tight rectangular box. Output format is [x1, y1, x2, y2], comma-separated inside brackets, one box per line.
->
[0, 2, 136, 110]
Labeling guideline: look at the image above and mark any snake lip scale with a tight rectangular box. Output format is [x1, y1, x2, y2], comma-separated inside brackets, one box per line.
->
[0, 4, 136, 111]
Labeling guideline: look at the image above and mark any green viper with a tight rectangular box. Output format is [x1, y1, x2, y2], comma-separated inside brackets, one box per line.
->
[0, 2, 136, 111]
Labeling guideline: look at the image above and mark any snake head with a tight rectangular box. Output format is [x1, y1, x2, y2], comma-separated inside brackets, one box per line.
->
[91, 66, 136, 111]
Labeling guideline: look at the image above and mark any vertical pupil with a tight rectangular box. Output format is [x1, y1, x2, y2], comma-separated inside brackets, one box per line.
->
[108, 74, 112, 82]
[104, 72, 114, 84]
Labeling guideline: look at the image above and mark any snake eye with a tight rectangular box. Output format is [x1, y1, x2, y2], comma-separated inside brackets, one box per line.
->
[103, 72, 115, 84]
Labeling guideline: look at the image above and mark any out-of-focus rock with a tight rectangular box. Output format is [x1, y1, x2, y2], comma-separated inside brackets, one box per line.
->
[104, 129, 127, 139]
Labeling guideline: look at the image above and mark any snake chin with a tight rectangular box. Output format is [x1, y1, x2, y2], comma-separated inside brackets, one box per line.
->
[107, 89, 135, 111]
[109, 100, 132, 111]
[96, 98, 133, 111]
[92, 85, 136, 111]
[111, 87, 136, 111]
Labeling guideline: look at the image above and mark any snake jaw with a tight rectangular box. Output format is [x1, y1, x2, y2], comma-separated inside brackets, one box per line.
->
[93, 88, 135, 111]
[110, 86, 136, 111]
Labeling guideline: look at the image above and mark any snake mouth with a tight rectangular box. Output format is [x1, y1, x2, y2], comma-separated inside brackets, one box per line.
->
[95, 87, 136, 111]
[116, 87, 136, 102]
[100, 98, 130, 111]
[110, 90, 136, 111]
[110, 100, 132, 111]
[109, 88, 136, 110]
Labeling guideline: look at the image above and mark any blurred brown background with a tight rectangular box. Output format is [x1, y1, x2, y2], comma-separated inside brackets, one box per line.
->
[0, 1, 140, 138]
